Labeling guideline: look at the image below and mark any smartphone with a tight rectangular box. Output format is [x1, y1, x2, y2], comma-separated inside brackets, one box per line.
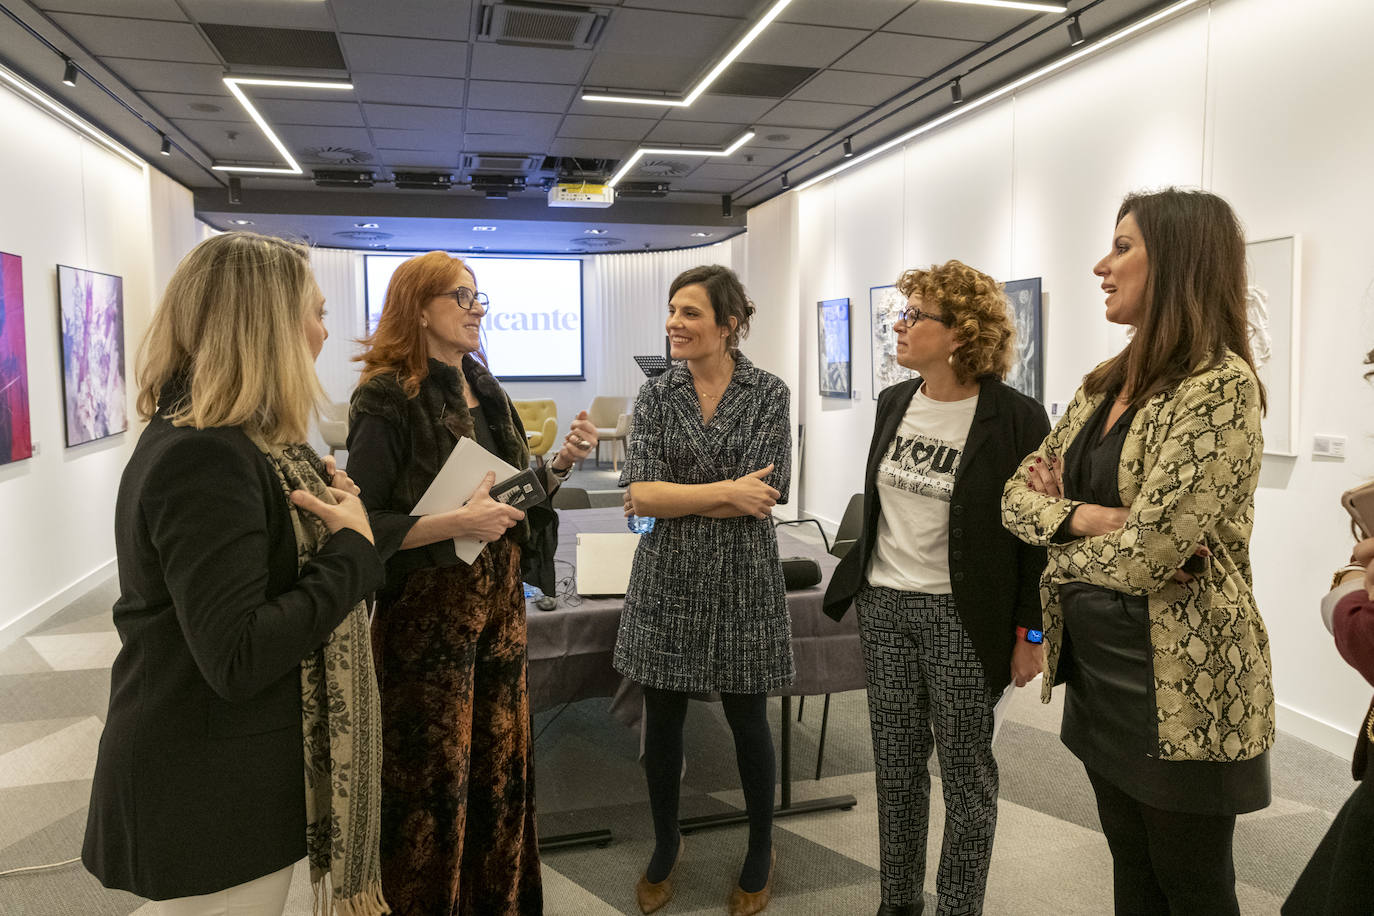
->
[490, 467, 547, 512]
[1342, 480, 1374, 539]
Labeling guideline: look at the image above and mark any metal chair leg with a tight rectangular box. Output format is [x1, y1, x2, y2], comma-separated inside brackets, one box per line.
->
[796, 695, 805, 721]
[814, 693, 831, 780]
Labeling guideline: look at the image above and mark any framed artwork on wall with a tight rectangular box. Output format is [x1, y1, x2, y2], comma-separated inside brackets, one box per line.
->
[58, 265, 127, 447]
[1003, 277, 1044, 403]
[0, 252, 32, 465]
[818, 297, 851, 399]
[870, 285, 917, 398]
[1245, 235, 1301, 456]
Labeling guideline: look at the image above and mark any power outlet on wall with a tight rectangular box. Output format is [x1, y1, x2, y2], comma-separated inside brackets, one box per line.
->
[1312, 434, 1347, 459]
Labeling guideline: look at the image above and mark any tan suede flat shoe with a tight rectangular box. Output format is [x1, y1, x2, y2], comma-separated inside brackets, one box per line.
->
[635, 836, 684, 914]
[726, 849, 774, 916]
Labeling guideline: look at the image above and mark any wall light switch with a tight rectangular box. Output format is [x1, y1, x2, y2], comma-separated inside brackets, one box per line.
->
[1313, 434, 1347, 459]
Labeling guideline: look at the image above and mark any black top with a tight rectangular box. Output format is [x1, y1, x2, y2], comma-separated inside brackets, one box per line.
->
[83, 415, 385, 899]
[823, 376, 1051, 694]
[1057, 391, 1270, 815]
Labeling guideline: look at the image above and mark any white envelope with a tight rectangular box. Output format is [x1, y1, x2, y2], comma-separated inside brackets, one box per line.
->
[411, 437, 521, 564]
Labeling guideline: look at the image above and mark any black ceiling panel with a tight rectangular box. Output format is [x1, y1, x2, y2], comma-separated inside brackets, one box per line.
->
[201, 23, 347, 70]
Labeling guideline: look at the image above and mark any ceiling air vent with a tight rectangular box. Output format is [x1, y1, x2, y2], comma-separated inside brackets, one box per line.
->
[637, 159, 691, 177]
[304, 146, 374, 165]
[476, 1, 611, 50]
[334, 230, 393, 242]
[461, 152, 543, 173]
[572, 237, 624, 249]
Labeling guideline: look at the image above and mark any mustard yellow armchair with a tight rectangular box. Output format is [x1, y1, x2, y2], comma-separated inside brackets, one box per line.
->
[512, 399, 558, 460]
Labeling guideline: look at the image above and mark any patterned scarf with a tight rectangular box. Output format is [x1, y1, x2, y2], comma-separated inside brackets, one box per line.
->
[249, 434, 389, 916]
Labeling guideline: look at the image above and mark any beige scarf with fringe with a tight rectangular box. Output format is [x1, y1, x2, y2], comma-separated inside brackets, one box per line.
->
[250, 434, 389, 916]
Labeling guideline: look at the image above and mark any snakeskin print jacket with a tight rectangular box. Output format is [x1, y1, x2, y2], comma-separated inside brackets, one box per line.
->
[1001, 351, 1275, 763]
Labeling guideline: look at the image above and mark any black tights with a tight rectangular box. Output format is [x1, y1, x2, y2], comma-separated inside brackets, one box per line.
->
[642, 688, 776, 892]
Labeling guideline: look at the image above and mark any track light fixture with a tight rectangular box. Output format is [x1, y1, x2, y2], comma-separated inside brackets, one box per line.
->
[950, 77, 964, 105]
[842, 136, 854, 158]
[228, 176, 242, 206]
[722, 194, 733, 218]
[781, 171, 790, 190]
[61, 57, 78, 87]
[158, 133, 171, 156]
[1067, 14, 1085, 46]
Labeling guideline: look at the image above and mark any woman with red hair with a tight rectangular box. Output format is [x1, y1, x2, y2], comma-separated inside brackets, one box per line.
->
[346, 251, 597, 915]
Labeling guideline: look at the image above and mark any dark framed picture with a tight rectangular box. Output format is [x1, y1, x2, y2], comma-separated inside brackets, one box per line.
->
[58, 265, 127, 446]
[817, 298, 851, 399]
[1003, 277, 1043, 402]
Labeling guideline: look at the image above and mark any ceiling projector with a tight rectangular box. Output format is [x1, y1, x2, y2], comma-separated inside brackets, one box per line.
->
[548, 182, 615, 208]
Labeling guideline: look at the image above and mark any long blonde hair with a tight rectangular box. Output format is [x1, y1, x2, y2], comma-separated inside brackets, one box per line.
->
[136, 231, 322, 443]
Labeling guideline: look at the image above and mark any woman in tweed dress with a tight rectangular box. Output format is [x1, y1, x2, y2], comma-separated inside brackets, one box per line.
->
[617, 264, 792, 916]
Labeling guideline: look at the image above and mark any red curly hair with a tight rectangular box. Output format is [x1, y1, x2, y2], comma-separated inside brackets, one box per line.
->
[355, 251, 478, 396]
[896, 259, 1014, 385]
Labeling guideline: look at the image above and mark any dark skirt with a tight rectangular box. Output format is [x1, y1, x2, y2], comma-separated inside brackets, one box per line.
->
[1059, 581, 1270, 816]
[372, 539, 542, 915]
[1283, 777, 1374, 915]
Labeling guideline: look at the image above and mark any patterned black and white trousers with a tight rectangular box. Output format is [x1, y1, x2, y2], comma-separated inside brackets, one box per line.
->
[857, 584, 999, 915]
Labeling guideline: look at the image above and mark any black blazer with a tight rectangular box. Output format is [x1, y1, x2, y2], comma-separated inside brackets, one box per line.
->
[82, 417, 384, 900]
[823, 376, 1050, 694]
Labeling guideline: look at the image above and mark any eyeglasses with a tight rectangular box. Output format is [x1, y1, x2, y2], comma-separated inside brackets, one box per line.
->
[441, 287, 489, 310]
[897, 306, 952, 327]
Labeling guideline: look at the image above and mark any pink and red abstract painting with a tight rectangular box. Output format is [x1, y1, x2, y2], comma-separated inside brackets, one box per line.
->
[58, 265, 126, 447]
[0, 252, 32, 465]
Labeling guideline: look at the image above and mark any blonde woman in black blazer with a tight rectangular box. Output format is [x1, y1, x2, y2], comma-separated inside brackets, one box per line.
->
[824, 261, 1048, 916]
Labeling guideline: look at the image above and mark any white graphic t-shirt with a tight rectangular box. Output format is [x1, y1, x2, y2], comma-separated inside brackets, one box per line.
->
[866, 386, 979, 594]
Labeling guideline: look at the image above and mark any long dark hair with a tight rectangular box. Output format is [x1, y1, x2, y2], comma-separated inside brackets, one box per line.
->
[1085, 188, 1266, 411]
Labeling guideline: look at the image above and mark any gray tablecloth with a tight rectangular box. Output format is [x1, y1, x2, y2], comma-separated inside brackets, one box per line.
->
[525, 507, 863, 714]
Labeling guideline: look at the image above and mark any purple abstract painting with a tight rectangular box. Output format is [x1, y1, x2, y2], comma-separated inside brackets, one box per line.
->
[58, 265, 126, 447]
[0, 252, 32, 464]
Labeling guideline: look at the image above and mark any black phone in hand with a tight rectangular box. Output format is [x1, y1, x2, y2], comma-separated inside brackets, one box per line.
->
[490, 468, 546, 511]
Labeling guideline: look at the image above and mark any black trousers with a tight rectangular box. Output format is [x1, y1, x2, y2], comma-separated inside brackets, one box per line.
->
[1086, 768, 1239, 916]
[1283, 777, 1374, 915]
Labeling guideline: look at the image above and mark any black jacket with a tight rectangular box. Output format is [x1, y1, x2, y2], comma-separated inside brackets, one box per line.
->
[823, 376, 1050, 693]
[82, 417, 384, 899]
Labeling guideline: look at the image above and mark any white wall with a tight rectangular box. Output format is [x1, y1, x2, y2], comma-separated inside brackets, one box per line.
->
[753, 0, 1374, 752]
[0, 77, 200, 640]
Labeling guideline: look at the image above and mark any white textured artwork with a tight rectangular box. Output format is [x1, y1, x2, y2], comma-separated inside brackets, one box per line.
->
[1245, 236, 1300, 455]
[870, 285, 918, 398]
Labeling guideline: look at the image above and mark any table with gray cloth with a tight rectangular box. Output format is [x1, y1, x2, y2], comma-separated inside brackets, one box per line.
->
[524, 507, 864, 845]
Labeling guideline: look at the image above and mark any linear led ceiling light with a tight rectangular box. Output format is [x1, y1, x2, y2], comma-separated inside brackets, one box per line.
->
[214, 76, 353, 175]
[582, 0, 792, 107]
[928, 0, 1068, 12]
[795, 0, 1200, 194]
[607, 129, 755, 188]
[0, 62, 142, 168]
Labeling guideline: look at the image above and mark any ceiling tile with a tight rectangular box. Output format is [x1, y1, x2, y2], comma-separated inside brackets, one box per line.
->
[790, 69, 915, 106]
[464, 132, 556, 154]
[37, 0, 184, 17]
[469, 43, 592, 83]
[466, 111, 562, 136]
[546, 138, 637, 159]
[139, 90, 246, 122]
[376, 149, 461, 169]
[674, 176, 747, 193]
[663, 94, 777, 123]
[645, 121, 744, 145]
[691, 162, 770, 181]
[750, 126, 832, 148]
[558, 114, 657, 141]
[255, 98, 367, 127]
[369, 127, 463, 150]
[738, 23, 868, 68]
[100, 58, 227, 95]
[833, 31, 979, 78]
[467, 80, 576, 113]
[49, 13, 218, 63]
[582, 52, 705, 94]
[622, 0, 748, 15]
[340, 35, 468, 78]
[363, 104, 463, 131]
[276, 125, 377, 151]
[596, 8, 744, 56]
[331, 0, 472, 40]
[172, 116, 277, 160]
[729, 145, 793, 167]
[886, 1, 1031, 41]
[756, 99, 870, 129]
[351, 74, 464, 106]
[780, 0, 912, 29]
[182, 0, 334, 29]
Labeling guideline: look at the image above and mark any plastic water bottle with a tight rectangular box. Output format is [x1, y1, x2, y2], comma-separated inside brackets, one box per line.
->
[627, 514, 656, 535]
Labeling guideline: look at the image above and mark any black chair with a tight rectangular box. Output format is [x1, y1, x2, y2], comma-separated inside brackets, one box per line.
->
[829, 492, 864, 558]
[551, 486, 591, 509]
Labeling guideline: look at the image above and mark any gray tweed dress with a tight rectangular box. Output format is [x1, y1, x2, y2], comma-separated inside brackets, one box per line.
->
[614, 354, 795, 694]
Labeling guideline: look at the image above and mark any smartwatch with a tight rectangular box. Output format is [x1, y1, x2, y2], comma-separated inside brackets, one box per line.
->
[1016, 626, 1044, 644]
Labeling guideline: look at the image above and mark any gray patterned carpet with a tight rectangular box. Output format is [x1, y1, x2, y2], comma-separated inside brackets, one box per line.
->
[0, 568, 1353, 915]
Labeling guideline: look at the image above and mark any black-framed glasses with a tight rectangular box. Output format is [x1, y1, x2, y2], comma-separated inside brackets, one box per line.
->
[442, 287, 489, 310]
[897, 306, 952, 327]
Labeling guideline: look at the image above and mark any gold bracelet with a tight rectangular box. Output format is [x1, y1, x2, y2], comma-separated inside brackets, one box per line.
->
[1332, 563, 1367, 591]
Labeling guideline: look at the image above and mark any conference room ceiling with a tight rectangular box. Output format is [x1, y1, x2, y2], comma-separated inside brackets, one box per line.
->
[2, 0, 1173, 253]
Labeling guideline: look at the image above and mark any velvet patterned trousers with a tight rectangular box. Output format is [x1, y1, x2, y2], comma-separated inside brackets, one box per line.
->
[857, 585, 999, 916]
[372, 541, 542, 916]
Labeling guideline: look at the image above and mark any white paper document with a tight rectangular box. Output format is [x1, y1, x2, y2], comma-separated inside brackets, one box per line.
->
[411, 437, 521, 564]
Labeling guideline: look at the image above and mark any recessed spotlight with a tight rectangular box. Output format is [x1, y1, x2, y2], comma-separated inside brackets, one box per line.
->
[355, 222, 379, 228]
[584, 228, 608, 235]
[473, 226, 498, 231]
[229, 219, 254, 225]
[690, 232, 713, 238]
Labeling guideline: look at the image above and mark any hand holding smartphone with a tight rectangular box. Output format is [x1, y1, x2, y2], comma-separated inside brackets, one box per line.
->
[1342, 481, 1374, 539]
